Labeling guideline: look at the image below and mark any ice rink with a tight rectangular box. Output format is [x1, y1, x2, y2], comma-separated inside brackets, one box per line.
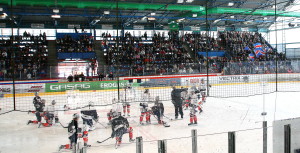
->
[0, 82, 300, 153]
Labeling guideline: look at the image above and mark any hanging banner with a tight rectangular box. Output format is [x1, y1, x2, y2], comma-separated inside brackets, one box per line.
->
[133, 25, 144, 30]
[31, 24, 44, 28]
[241, 27, 249, 32]
[68, 24, 80, 29]
[191, 26, 200, 31]
[102, 24, 113, 29]
[0, 23, 6, 28]
[217, 27, 226, 31]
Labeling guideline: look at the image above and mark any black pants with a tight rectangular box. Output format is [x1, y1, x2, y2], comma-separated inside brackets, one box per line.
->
[174, 104, 183, 118]
[36, 112, 42, 122]
[82, 118, 93, 127]
[153, 110, 161, 122]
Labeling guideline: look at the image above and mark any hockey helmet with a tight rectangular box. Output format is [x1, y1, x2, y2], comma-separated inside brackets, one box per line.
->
[73, 113, 80, 119]
[144, 89, 149, 93]
[41, 99, 46, 103]
[155, 96, 160, 102]
[51, 100, 56, 105]
[111, 111, 118, 118]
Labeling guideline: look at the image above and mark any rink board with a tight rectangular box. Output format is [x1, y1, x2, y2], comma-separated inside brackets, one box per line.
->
[273, 117, 300, 153]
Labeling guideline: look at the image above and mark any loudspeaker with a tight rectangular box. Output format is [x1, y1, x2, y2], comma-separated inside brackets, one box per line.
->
[129, 79, 133, 83]
[137, 79, 141, 83]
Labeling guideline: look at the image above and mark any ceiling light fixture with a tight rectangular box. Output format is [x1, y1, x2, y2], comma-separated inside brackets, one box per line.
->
[53, 9, 59, 13]
[51, 14, 61, 19]
[150, 12, 156, 16]
[104, 11, 110, 15]
[228, 2, 234, 6]
[186, 0, 194, 3]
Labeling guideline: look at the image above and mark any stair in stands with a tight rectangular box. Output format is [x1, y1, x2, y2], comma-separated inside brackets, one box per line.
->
[94, 40, 106, 74]
[47, 40, 58, 78]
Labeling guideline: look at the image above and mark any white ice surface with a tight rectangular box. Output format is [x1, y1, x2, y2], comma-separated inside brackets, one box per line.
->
[0, 88, 300, 153]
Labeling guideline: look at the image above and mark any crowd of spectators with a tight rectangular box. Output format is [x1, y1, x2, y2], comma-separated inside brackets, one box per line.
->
[103, 31, 194, 76]
[101, 31, 294, 76]
[0, 33, 48, 81]
[56, 34, 94, 52]
[184, 33, 224, 52]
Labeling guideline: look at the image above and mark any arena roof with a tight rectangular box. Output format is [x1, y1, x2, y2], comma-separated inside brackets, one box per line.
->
[0, 0, 298, 30]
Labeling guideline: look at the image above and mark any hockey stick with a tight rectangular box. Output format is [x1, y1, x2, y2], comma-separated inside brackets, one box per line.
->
[151, 113, 170, 127]
[58, 121, 68, 128]
[163, 115, 173, 121]
[97, 137, 111, 143]
[93, 118, 108, 129]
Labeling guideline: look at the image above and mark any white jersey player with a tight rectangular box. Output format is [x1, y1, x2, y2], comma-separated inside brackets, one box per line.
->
[199, 79, 208, 102]
[188, 91, 199, 126]
[139, 89, 151, 124]
[107, 98, 123, 125]
[44, 100, 59, 125]
[121, 85, 135, 116]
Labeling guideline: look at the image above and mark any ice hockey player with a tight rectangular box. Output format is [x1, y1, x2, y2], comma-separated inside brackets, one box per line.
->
[171, 86, 188, 119]
[199, 79, 211, 103]
[151, 96, 170, 127]
[80, 101, 97, 131]
[121, 85, 134, 117]
[110, 112, 135, 148]
[43, 100, 59, 126]
[59, 113, 91, 151]
[29, 92, 42, 114]
[27, 99, 45, 127]
[181, 89, 190, 110]
[188, 91, 199, 126]
[107, 98, 122, 125]
[81, 111, 96, 131]
[139, 89, 151, 125]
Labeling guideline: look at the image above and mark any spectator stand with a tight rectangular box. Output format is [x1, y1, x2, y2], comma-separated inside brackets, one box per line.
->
[55, 33, 97, 80]
[0, 32, 48, 81]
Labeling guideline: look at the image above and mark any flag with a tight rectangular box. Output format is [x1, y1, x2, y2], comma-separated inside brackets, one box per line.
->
[244, 46, 250, 50]
[253, 43, 262, 49]
[248, 53, 255, 61]
[253, 43, 265, 57]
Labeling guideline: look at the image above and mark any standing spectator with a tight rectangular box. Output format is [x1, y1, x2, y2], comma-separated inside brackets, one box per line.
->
[79, 72, 85, 82]
[86, 63, 90, 77]
[74, 73, 79, 82]
[91, 62, 95, 76]
[171, 86, 187, 119]
[98, 73, 104, 81]
[108, 72, 114, 80]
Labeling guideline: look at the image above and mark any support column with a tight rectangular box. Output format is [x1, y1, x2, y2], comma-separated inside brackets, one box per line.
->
[136, 136, 143, 153]
[263, 121, 267, 153]
[192, 129, 198, 153]
[228, 132, 235, 153]
[158, 140, 167, 153]
[284, 124, 291, 153]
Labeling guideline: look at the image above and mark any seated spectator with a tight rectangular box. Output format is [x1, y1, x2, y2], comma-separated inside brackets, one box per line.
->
[67, 74, 73, 82]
